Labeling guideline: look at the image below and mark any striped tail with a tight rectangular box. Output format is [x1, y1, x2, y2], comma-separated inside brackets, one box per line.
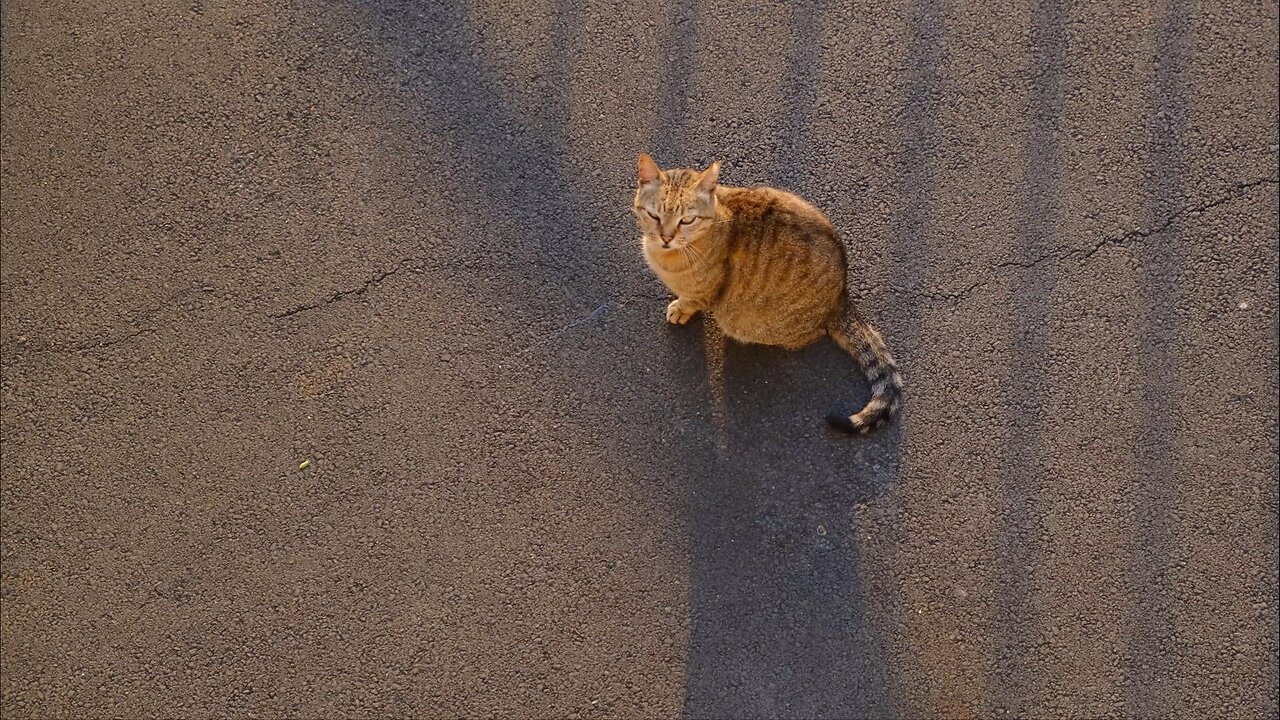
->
[825, 307, 903, 435]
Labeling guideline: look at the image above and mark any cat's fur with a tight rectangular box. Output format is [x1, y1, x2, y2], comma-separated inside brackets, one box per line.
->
[633, 153, 902, 433]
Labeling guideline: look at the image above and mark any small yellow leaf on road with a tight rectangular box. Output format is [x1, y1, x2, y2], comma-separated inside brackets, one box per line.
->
[299, 459, 312, 470]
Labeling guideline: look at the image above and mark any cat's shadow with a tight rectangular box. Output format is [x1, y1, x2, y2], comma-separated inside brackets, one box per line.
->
[680, 316, 901, 719]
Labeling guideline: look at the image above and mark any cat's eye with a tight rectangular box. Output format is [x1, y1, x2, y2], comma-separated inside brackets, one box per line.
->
[646, 211, 660, 222]
[679, 217, 695, 225]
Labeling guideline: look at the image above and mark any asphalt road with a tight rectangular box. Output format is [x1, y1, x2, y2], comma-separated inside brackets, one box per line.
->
[2, 0, 1277, 718]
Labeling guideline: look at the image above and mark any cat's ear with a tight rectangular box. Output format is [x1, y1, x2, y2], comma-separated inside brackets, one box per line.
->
[697, 161, 720, 193]
[637, 153, 661, 186]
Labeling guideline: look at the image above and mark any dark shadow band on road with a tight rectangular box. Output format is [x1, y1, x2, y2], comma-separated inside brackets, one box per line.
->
[771, 0, 820, 193]
[889, 0, 944, 353]
[878, 0, 944, 708]
[992, 0, 1067, 714]
[347, 1, 609, 301]
[678, 2, 899, 718]
[685, 341, 897, 719]
[1124, 0, 1187, 715]
[650, 0, 700, 163]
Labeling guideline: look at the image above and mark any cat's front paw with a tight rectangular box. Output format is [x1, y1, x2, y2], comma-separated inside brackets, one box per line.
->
[665, 299, 698, 325]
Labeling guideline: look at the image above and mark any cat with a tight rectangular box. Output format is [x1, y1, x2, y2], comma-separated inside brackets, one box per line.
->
[632, 153, 902, 434]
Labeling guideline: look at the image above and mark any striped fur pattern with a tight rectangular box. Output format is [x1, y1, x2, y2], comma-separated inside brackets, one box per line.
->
[633, 153, 902, 434]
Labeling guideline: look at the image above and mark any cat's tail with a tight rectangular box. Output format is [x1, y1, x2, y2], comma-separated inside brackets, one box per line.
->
[825, 307, 903, 435]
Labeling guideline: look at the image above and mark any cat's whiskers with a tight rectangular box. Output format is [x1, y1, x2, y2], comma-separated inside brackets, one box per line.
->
[680, 246, 696, 269]
[684, 241, 709, 267]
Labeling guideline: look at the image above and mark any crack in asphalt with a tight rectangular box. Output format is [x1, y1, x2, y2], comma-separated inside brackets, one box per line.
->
[266, 255, 581, 319]
[9, 257, 636, 362]
[14, 287, 214, 356]
[268, 261, 412, 318]
[904, 175, 1278, 306]
[1077, 175, 1279, 261]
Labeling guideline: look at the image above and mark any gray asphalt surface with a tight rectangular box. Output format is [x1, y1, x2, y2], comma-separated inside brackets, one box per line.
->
[2, 0, 1277, 718]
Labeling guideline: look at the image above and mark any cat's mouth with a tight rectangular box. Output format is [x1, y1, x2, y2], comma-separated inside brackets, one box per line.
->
[649, 235, 687, 252]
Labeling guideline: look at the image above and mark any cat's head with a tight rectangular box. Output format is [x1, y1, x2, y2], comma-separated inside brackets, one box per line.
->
[632, 153, 719, 252]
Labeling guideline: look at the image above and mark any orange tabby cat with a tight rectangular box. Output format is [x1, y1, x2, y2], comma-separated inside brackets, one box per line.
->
[633, 153, 902, 433]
